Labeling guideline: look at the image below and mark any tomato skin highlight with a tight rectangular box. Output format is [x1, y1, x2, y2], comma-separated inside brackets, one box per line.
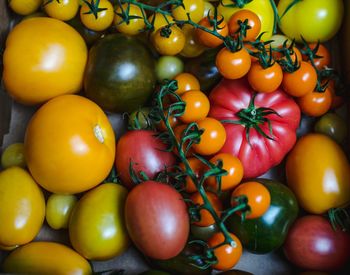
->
[125, 181, 189, 260]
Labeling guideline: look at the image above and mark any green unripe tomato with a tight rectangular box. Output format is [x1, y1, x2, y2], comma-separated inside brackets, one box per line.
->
[46, 194, 78, 230]
[1, 143, 26, 169]
[314, 113, 347, 144]
[155, 56, 184, 81]
[128, 107, 152, 129]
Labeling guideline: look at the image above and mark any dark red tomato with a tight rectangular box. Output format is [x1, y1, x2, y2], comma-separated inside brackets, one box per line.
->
[283, 215, 350, 271]
[115, 130, 176, 188]
[125, 181, 189, 260]
[209, 78, 300, 178]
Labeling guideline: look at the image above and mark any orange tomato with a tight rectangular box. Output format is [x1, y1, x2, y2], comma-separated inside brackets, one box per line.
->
[152, 25, 186, 56]
[303, 43, 331, 70]
[24, 95, 116, 194]
[196, 16, 228, 48]
[297, 88, 332, 117]
[228, 9, 261, 41]
[156, 111, 180, 132]
[174, 72, 201, 95]
[179, 157, 206, 193]
[247, 62, 283, 93]
[216, 47, 251, 79]
[191, 191, 223, 227]
[206, 153, 244, 192]
[273, 46, 302, 64]
[173, 124, 195, 157]
[180, 90, 210, 123]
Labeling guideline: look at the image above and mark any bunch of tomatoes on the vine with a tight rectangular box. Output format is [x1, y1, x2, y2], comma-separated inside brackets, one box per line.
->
[1, 0, 350, 274]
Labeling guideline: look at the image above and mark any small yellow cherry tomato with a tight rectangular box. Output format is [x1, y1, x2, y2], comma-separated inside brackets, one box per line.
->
[9, 0, 41, 15]
[152, 25, 186, 56]
[148, 12, 175, 34]
[114, 3, 146, 35]
[44, 0, 79, 21]
[172, 0, 205, 23]
[80, 0, 114, 31]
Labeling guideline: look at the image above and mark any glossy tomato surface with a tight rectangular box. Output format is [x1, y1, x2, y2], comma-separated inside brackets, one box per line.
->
[125, 181, 189, 260]
[209, 78, 301, 178]
[25, 95, 116, 194]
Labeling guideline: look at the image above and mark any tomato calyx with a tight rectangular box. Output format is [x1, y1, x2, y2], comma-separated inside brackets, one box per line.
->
[328, 206, 350, 232]
[186, 240, 218, 270]
[221, 0, 254, 9]
[82, 0, 108, 19]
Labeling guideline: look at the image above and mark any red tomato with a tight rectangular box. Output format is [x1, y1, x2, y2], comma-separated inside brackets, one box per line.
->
[209, 77, 301, 178]
[125, 181, 189, 260]
[284, 215, 350, 271]
[115, 130, 176, 189]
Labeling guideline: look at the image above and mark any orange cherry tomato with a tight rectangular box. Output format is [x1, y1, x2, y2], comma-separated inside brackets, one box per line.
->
[174, 73, 201, 95]
[152, 25, 186, 56]
[273, 46, 302, 64]
[297, 88, 332, 117]
[303, 43, 331, 70]
[196, 16, 228, 48]
[193, 117, 227, 156]
[247, 62, 283, 93]
[207, 232, 242, 271]
[156, 111, 180, 132]
[282, 61, 317, 97]
[231, 181, 271, 219]
[206, 153, 243, 192]
[179, 90, 210, 123]
[228, 9, 261, 41]
[179, 157, 206, 193]
[173, 124, 194, 157]
[191, 191, 223, 227]
[216, 47, 251, 79]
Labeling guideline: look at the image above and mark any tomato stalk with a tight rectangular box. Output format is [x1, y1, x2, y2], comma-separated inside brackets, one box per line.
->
[82, 0, 107, 19]
[221, 0, 253, 9]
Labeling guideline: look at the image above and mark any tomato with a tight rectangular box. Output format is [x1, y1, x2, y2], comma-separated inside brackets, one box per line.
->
[273, 46, 302, 65]
[203, 1, 215, 18]
[172, 0, 204, 23]
[9, 0, 41, 15]
[207, 232, 242, 271]
[180, 24, 206, 58]
[297, 88, 332, 117]
[179, 157, 206, 193]
[148, 13, 175, 34]
[69, 183, 129, 260]
[173, 124, 195, 157]
[24, 95, 115, 194]
[218, 0, 274, 40]
[283, 215, 350, 271]
[190, 191, 223, 227]
[46, 194, 77, 230]
[3, 17, 87, 105]
[174, 73, 200, 95]
[115, 130, 176, 189]
[0, 167, 45, 247]
[193, 117, 227, 156]
[282, 61, 317, 97]
[231, 181, 271, 219]
[152, 25, 186, 56]
[125, 181, 189, 260]
[43, 0, 79, 21]
[196, 16, 228, 48]
[216, 48, 251, 80]
[303, 43, 331, 70]
[206, 153, 243, 191]
[156, 56, 184, 81]
[114, 3, 146, 35]
[209, 77, 301, 178]
[286, 133, 350, 214]
[2, 242, 92, 274]
[80, 0, 114, 31]
[191, 223, 218, 241]
[247, 62, 283, 93]
[179, 90, 210, 123]
[269, 34, 292, 48]
[84, 34, 156, 113]
[278, 0, 344, 42]
[314, 113, 347, 144]
[227, 10, 261, 41]
[1, 143, 26, 169]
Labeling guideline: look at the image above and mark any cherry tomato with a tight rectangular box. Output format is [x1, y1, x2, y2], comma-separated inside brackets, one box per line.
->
[231, 181, 271, 219]
[282, 61, 317, 97]
[156, 111, 180, 132]
[179, 157, 206, 193]
[196, 16, 228, 48]
[46, 194, 77, 230]
[207, 232, 242, 271]
[174, 72, 200, 95]
[216, 47, 251, 79]
[206, 153, 244, 192]
[247, 62, 283, 93]
[193, 117, 227, 156]
[148, 13, 175, 34]
[80, 0, 114, 31]
[1, 143, 26, 169]
[228, 9, 261, 41]
[180, 24, 206, 57]
[314, 112, 347, 144]
[273, 46, 302, 64]
[43, 0, 79, 21]
[190, 191, 223, 227]
[152, 25, 186, 56]
[179, 90, 210, 123]
[156, 56, 184, 81]
[172, 0, 205, 23]
[9, 0, 41, 15]
[114, 3, 146, 35]
[297, 88, 332, 117]
[328, 81, 344, 109]
[173, 124, 195, 157]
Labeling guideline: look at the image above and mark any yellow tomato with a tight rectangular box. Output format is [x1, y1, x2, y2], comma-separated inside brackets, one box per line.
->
[286, 134, 350, 214]
[43, 0, 80, 21]
[179, 24, 206, 58]
[148, 13, 175, 34]
[218, 0, 274, 40]
[80, 0, 114, 31]
[3, 17, 87, 105]
[0, 167, 45, 247]
[9, 0, 41, 15]
[24, 95, 116, 194]
[1, 143, 26, 168]
[2, 242, 92, 274]
[172, 0, 205, 23]
[114, 3, 146, 35]
[69, 183, 129, 260]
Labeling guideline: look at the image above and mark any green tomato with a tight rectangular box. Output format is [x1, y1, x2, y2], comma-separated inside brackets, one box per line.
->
[1, 143, 26, 169]
[278, 0, 344, 42]
[46, 194, 77, 230]
[69, 183, 129, 260]
[128, 107, 152, 130]
[155, 56, 184, 81]
[314, 113, 347, 144]
[190, 223, 218, 241]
